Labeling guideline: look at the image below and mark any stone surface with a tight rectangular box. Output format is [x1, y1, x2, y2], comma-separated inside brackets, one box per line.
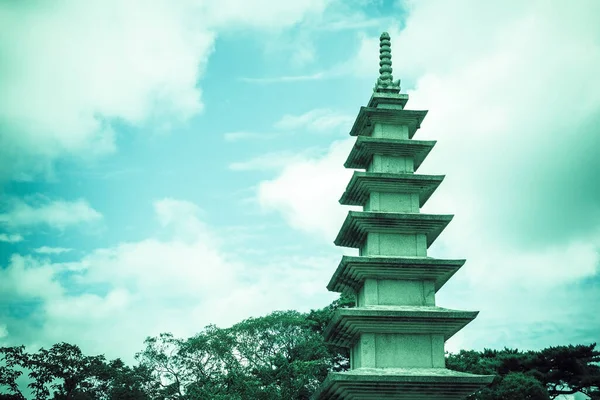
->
[314, 31, 492, 399]
[312, 368, 494, 400]
[348, 107, 428, 139]
[324, 306, 479, 348]
[374, 32, 401, 94]
[340, 172, 444, 209]
[343, 137, 436, 173]
[334, 211, 453, 250]
[326, 256, 465, 295]
[368, 92, 409, 109]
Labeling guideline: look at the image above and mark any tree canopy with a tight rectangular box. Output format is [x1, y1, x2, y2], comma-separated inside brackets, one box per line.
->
[446, 343, 600, 399]
[1, 295, 598, 399]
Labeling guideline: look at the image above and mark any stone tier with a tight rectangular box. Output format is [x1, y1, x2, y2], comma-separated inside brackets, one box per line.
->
[334, 211, 452, 249]
[340, 172, 444, 209]
[349, 107, 428, 139]
[344, 136, 435, 172]
[327, 256, 464, 295]
[367, 92, 409, 109]
[324, 306, 478, 348]
[311, 368, 495, 400]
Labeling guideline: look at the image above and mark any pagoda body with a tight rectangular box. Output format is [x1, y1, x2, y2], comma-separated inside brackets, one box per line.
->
[312, 33, 493, 400]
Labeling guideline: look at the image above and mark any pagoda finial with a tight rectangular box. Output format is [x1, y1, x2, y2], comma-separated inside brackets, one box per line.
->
[374, 32, 401, 93]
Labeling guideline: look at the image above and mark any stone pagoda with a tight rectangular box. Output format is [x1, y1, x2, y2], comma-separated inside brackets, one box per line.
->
[312, 33, 494, 399]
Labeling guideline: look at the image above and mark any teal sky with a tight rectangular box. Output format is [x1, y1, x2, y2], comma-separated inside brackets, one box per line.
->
[1, 1, 599, 391]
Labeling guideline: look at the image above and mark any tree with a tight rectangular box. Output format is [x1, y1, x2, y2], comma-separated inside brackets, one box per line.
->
[24, 342, 109, 400]
[135, 294, 355, 400]
[536, 344, 600, 399]
[1, 343, 154, 400]
[227, 310, 332, 399]
[5, 294, 597, 400]
[447, 343, 600, 399]
[0, 345, 26, 400]
[102, 359, 155, 400]
[305, 292, 354, 373]
[135, 333, 187, 400]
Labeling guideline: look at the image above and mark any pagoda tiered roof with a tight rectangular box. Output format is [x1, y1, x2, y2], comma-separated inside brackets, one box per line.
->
[327, 256, 464, 294]
[313, 368, 494, 400]
[324, 306, 478, 348]
[340, 172, 444, 208]
[312, 31, 492, 400]
[349, 107, 428, 139]
[344, 136, 436, 171]
[334, 211, 452, 249]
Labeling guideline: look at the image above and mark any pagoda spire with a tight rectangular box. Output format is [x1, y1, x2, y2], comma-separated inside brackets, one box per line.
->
[374, 32, 401, 93]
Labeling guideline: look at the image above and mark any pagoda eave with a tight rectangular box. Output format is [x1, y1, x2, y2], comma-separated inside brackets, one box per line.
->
[327, 256, 465, 294]
[344, 136, 436, 171]
[334, 211, 453, 249]
[339, 172, 444, 208]
[324, 306, 479, 347]
[311, 368, 495, 400]
[349, 107, 428, 139]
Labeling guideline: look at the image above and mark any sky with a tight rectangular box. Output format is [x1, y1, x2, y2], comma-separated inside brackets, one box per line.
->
[1, 0, 599, 391]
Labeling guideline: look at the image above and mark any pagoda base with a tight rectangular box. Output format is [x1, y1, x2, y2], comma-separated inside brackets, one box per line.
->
[312, 368, 494, 400]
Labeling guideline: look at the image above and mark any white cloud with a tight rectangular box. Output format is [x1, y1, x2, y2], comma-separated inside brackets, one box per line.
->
[291, 41, 317, 68]
[0, 197, 102, 230]
[0, 0, 335, 180]
[0, 198, 337, 362]
[0, 233, 23, 243]
[274, 108, 354, 133]
[239, 72, 328, 84]
[253, 0, 600, 351]
[199, 0, 330, 30]
[0, 255, 65, 301]
[229, 149, 322, 171]
[258, 0, 600, 283]
[224, 109, 353, 143]
[33, 246, 73, 255]
[0, 0, 214, 180]
[257, 139, 355, 238]
[225, 131, 264, 142]
[223, 131, 281, 142]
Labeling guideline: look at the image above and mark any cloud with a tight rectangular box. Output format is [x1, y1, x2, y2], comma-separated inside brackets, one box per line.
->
[0, 198, 337, 362]
[33, 247, 73, 255]
[291, 41, 317, 68]
[223, 131, 280, 142]
[224, 108, 352, 143]
[274, 108, 354, 133]
[0, 233, 23, 243]
[257, 139, 355, 238]
[0, 197, 102, 230]
[0, 0, 336, 181]
[0, 0, 215, 180]
[0, 254, 65, 301]
[229, 149, 323, 171]
[199, 0, 331, 30]
[239, 72, 328, 84]
[258, 0, 600, 281]
[253, 0, 600, 350]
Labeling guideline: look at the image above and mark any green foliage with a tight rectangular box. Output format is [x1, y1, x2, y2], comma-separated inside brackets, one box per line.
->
[447, 343, 600, 399]
[134, 309, 345, 400]
[0, 343, 153, 400]
[2, 294, 598, 400]
[25, 342, 108, 400]
[0, 345, 26, 399]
